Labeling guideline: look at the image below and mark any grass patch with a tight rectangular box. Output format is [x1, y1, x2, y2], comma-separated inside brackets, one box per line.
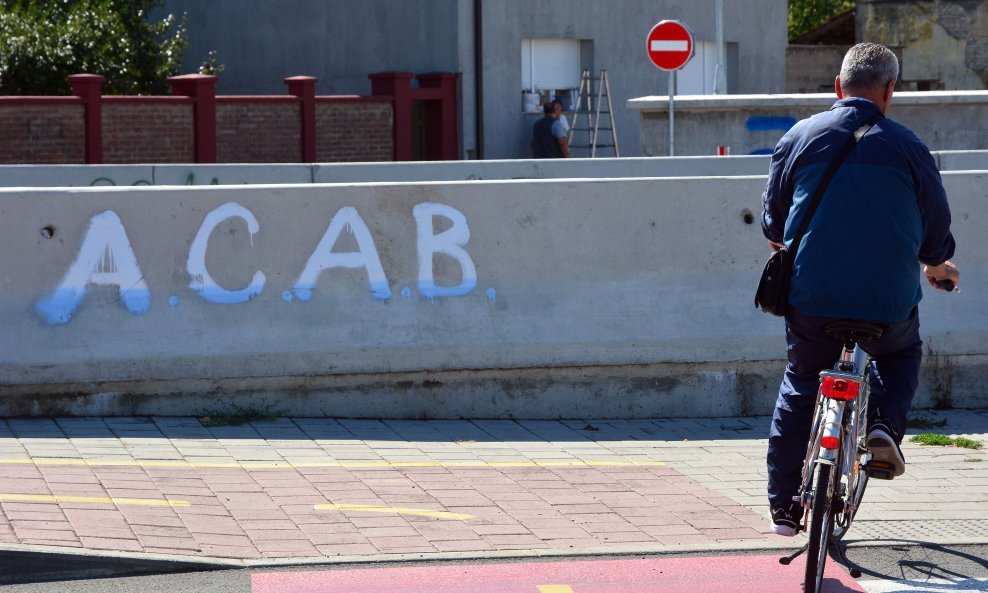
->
[953, 437, 983, 450]
[964, 458, 983, 463]
[907, 416, 948, 429]
[198, 403, 286, 427]
[910, 432, 983, 449]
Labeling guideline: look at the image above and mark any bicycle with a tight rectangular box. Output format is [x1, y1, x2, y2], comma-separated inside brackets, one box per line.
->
[778, 278, 955, 593]
[778, 320, 886, 593]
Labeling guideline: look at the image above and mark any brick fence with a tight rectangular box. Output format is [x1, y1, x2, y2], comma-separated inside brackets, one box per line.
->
[0, 100, 86, 164]
[0, 74, 401, 164]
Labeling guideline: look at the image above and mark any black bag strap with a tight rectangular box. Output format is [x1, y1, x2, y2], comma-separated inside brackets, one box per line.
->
[788, 112, 883, 257]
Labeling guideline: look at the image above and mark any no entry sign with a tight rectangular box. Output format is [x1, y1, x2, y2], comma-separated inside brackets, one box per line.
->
[646, 20, 695, 71]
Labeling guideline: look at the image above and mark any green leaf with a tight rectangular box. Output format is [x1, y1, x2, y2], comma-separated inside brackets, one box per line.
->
[789, 0, 855, 42]
[0, 0, 188, 95]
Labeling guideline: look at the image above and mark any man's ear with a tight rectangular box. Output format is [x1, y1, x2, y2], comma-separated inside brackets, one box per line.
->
[834, 76, 844, 99]
[884, 79, 895, 103]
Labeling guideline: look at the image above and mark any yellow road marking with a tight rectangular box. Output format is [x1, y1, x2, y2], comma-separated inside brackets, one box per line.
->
[0, 493, 190, 507]
[314, 503, 473, 521]
[538, 586, 576, 593]
[0, 458, 662, 470]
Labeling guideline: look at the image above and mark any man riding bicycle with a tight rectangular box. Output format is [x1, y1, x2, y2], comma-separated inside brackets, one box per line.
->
[760, 43, 960, 536]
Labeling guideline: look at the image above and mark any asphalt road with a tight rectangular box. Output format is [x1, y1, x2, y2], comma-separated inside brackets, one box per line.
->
[0, 543, 985, 592]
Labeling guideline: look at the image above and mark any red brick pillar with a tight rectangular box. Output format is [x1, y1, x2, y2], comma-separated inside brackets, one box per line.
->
[69, 74, 105, 164]
[416, 73, 459, 160]
[285, 76, 317, 163]
[369, 72, 414, 161]
[168, 74, 218, 163]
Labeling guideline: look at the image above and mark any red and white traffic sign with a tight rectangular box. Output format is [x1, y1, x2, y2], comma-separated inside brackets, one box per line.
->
[646, 20, 695, 71]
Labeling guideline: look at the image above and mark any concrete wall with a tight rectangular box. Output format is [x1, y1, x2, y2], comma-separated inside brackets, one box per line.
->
[1, 173, 984, 417]
[858, 0, 988, 90]
[786, 45, 849, 94]
[2, 152, 985, 189]
[630, 91, 988, 156]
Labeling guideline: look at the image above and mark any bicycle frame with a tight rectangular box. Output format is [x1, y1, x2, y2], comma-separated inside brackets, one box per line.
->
[796, 342, 873, 593]
[798, 344, 870, 514]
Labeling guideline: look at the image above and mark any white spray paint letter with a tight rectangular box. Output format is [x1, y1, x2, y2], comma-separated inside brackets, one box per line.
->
[35, 210, 150, 325]
[293, 206, 391, 300]
[187, 202, 266, 304]
[414, 202, 477, 298]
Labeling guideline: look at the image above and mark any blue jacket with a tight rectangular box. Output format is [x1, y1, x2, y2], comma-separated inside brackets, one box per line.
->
[761, 98, 955, 322]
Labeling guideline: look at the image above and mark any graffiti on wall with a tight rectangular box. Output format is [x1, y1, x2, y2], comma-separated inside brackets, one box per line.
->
[35, 202, 478, 325]
[745, 116, 797, 155]
[89, 173, 220, 187]
[34, 211, 151, 325]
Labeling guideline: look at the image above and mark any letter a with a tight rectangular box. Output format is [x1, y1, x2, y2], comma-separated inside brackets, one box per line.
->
[293, 207, 391, 300]
[35, 211, 150, 325]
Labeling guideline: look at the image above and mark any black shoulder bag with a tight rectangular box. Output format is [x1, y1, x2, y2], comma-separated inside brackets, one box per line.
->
[755, 113, 882, 316]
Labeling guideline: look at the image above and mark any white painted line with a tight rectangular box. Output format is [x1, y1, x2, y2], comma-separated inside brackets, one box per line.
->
[862, 577, 988, 592]
[650, 40, 689, 52]
[0, 493, 190, 507]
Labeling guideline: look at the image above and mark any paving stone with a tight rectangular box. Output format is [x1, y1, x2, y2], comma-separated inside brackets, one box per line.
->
[0, 412, 984, 562]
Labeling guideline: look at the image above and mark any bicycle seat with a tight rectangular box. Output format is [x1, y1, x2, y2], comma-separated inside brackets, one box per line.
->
[824, 321, 884, 344]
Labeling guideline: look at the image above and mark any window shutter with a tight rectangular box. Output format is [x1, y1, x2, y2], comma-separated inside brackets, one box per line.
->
[522, 39, 581, 91]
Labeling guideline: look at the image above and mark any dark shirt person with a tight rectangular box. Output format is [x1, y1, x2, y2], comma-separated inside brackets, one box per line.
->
[760, 42, 959, 536]
[531, 102, 569, 158]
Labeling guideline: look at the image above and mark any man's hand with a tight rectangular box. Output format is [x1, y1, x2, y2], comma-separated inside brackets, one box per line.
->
[924, 260, 960, 291]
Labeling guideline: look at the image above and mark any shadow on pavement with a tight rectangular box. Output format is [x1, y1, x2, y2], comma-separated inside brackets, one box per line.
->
[842, 540, 988, 587]
[0, 416, 772, 444]
[0, 549, 233, 586]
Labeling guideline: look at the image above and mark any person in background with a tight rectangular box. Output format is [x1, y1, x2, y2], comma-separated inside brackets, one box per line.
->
[531, 101, 569, 158]
[552, 98, 571, 135]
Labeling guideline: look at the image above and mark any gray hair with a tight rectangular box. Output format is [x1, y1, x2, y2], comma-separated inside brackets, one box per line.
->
[839, 43, 899, 92]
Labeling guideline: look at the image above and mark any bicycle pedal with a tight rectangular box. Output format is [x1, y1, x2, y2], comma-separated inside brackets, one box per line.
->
[865, 460, 895, 480]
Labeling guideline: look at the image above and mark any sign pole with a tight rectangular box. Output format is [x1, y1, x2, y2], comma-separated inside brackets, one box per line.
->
[645, 19, 694, 158]
[714, 0, 727, 94]
[668, 71, 675, 156]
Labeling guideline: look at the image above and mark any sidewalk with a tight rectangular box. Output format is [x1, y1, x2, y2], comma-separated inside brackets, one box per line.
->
[0, 410, 985, 567]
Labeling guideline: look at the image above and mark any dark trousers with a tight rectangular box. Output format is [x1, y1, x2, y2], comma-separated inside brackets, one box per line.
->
[766, 306, 923, 509]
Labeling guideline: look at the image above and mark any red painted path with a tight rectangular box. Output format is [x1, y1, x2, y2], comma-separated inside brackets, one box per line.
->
[251, 555, 866, 593]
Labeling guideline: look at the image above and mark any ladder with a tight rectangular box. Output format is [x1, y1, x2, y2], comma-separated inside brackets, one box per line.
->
[567, 68, 620, 158]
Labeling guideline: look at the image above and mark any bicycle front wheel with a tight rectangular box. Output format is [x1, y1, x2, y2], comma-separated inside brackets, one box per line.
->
[804, 462, 836, 593]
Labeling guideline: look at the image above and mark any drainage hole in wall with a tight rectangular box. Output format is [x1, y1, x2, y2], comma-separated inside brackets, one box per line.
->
[741, 209, 755, 225]
[40, 225, 55, 239]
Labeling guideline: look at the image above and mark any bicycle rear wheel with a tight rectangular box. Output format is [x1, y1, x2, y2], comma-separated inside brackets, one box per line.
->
[804, 462, 836, 593]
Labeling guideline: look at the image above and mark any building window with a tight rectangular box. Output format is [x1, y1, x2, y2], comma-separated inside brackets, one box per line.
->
[676, 41, 738, 95]
[521, 39, 582, 112]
